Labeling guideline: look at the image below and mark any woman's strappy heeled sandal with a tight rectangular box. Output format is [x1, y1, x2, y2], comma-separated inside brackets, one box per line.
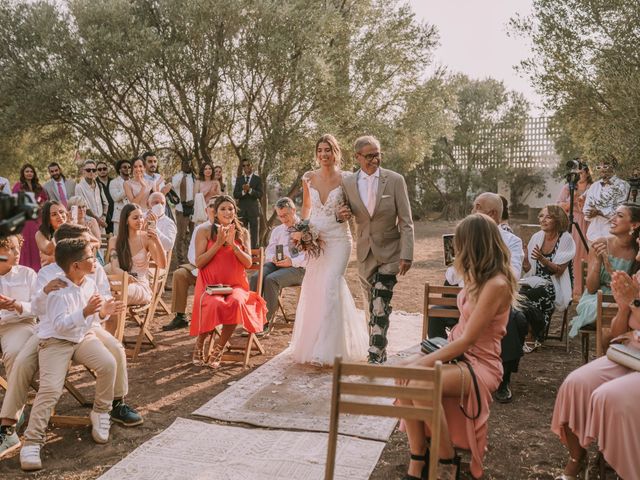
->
[206, 343, 225, 369]
[402, 448, 430, 480]
[554, 455, 589, 480]
[192, 338, 207, 367]
[438, 454, 462, 480]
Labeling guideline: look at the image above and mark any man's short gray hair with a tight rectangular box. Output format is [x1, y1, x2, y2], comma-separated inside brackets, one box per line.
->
[275, 197, 295, 210]
[354, 135, 381, 153]
[83, 159, 96, 167]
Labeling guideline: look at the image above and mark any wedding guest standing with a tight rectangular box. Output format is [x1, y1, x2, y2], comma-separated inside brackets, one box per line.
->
[171, 159, 196, 265]
[190, 195, 266, 369]
[76, 160, 108, 233]
[96, 161, 114, 234]
[42, 162, 75, 207]
[583, 156, 629, 242]
[250, 197, 306, 333]
[34, 201, 68, 268]
[143, 151, 172, 196]
[557, 161, 592, 296]
[109, 159, 131, 234]
[13, 164, 48, 271]
[214, 165, 226, 193]
[233, 159, 262, 248]
[195, 162, 222, 204]
[125, 157, 156, 212]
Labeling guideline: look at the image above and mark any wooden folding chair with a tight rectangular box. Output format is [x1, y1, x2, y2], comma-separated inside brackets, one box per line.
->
[277, 285, 302, 324]
[105, 270, 129, 341]
[422, 282, 462, 341]
[579, 290, 617, 364]
[100, 233, 111, 263]
[325, 357, 444, 480]
[155, 250, 173, 316]
[123, 261, 167, 361]
[218, 248, 266, 367]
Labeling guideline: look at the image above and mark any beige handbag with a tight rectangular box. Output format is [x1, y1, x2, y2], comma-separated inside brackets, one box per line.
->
[606, 343, 640, 371]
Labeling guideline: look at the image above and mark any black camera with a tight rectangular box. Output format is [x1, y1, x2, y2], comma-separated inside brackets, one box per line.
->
[0, 192, 39, 238]
[566, 159, 587, 172]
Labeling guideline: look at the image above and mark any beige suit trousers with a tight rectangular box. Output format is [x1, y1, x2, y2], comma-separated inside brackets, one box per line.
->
[171, 264, 197, 314]
[0, 320, 36, 380]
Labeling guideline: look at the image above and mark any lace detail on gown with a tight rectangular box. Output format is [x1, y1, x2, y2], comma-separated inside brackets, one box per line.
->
[289, 182, 369, 365]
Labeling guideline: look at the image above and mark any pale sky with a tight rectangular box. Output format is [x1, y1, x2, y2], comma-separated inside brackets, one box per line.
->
[408, 0, 544, 114]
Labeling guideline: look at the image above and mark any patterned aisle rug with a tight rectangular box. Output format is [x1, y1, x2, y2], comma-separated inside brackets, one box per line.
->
[194, 311, 423, 441]
[98, 417, 385, 480]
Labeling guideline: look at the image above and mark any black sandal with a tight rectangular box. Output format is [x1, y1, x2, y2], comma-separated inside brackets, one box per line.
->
[402, 448, 430, 480]
[438, 454, 462, 480]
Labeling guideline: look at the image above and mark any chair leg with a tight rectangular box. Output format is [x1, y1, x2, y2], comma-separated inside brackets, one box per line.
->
[560, 309, 568, 342]
[0, 375, 8, 391]
[157, 298, 170, 316]
[278, 297, 289, 323]
[64, 380, 92, 407]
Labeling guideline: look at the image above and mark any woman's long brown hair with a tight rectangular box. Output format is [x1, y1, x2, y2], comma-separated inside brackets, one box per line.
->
[453, 213, 519, 305]
[115, 203, 141, 272]
[210, 195, 247, 244]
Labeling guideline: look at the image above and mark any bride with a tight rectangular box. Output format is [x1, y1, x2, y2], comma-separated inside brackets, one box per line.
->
[289, 134, 369, 366]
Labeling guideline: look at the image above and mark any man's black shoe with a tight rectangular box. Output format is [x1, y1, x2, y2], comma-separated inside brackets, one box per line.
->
[110, 400, 144, 427]
[367, 351, 387, 365]
[495, 382, 513, 403]
[162, 314, 189, 331]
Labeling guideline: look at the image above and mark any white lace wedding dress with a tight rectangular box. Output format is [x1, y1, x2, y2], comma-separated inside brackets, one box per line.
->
[289, 181, 369, 365]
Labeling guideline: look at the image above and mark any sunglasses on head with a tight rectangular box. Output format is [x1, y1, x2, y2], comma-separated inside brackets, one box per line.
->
[84, 168, 96, 173]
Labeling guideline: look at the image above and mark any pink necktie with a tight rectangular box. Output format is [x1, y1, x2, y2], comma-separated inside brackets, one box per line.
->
[57, 182, 67, 207]
[366, 175, 376, 216]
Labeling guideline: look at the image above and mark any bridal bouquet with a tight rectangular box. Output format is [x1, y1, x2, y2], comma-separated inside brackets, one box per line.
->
[288, 219, 323, 259]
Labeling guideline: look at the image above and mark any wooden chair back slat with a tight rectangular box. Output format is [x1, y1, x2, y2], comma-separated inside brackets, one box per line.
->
[106, 271, 129, 341]
[248, 247, 264, 295]
[596, 290, 618, 358]
[325, 358, 443, 480]
[422, 282, 462, 340]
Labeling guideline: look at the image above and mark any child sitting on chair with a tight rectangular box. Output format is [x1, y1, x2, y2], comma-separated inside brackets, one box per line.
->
[19, 238, 122, 471]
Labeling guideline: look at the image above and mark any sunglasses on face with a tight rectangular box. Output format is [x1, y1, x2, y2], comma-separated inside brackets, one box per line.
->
[97, 167, 108, 172]
[595, 165, 613, 171]
[84, 168, 96, 173]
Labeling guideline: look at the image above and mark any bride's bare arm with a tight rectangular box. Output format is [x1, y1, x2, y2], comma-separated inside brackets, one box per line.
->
[301, 171, 312, 220]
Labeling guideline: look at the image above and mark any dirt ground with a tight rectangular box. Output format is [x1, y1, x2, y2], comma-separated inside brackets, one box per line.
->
[0, 219, 593, 479]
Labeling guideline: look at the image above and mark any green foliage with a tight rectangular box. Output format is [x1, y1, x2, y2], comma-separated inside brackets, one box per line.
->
[511, 0, 640, 175]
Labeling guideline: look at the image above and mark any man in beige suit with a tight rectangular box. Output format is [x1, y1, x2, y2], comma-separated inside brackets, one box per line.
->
[340, 135, 414, 363]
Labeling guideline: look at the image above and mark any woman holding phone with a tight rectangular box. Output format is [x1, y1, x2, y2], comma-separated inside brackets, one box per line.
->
[108, 204, 166, 305]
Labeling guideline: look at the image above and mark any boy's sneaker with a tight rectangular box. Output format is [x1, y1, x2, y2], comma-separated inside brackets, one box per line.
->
[110, 400, 143, 427]
[20, 444, 42, 471]
[0, 427, 21, 459]
[90, 410, 111, 444]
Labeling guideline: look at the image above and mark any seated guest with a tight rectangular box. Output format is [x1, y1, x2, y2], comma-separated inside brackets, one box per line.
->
[0, 224, 142, 459]
[569, 203, 639, 337]
[34, 200, 67, 267]
[147, 192, 177, 253]
[249, 197, 306, 333]
[498, 194, 513, 233]
[190, 195, 267, 369]
[18, 238, 122, 471]
[520, 205, 576, 344]
[551, 240, 640, 480]
[67, 195, 102, 241]
[433, 193, 527, 403]
[108, 204, 167, 305]
[162, 197, 215, 331]
[397, 214, 518, 480]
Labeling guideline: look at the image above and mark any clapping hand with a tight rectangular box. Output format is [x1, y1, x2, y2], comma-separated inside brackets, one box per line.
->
[592, 240, 608, 259]
[100, 299, 124, 318]
[83, 294, 104, 317]
[531, 245, 545, 262]
[242, 183, 250, 193]
[585, 208, 602, 219]
[611, 271, 639, 306]
[225, 224, 236, 245]
[0, 294, 16, 311]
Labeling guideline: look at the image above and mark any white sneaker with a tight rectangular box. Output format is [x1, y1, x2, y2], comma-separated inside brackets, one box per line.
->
[90, 410, 111, 444]
[20, 444, 42, 471]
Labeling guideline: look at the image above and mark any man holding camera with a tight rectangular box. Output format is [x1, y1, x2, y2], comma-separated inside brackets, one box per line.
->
[583, 157, 630, 242]
[249, 197, 306, 333]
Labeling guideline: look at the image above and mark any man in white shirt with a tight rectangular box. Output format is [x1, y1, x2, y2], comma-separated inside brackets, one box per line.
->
[0, 176, 9, 194]
[108, 159, 131, 233]
[147, 192, 177, 253]
[249, 198, 306, 332]
[171, 159, 196, 264]
[142, 151, 172, 195]
[162, 198, 215, 331]
[76, 160, 108, 231]
[583, 157, 630, 241]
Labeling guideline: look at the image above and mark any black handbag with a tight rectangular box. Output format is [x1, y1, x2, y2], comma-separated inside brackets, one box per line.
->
[420, 337, 482, 420]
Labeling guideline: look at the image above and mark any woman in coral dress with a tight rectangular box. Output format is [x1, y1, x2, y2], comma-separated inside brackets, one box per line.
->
[190, 195, 267, 369]
[396, 214, 518, 480]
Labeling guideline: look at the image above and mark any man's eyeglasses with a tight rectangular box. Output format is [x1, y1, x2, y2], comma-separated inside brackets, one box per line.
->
[78, 254, 96, 263]
[84, 168, 97, 173]
[358, 152, 383, 161]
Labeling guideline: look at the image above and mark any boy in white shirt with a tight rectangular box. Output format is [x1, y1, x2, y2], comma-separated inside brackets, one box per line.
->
[19, 238, 121, 471]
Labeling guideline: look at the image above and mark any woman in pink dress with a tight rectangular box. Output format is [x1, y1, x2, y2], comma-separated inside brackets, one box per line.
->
[396, 214, 518, 480]
[12, 164, 48, 271]
[194, 162, 222, 204]
[551, 231, 640, 480]
[557, 164, 592, 297]
[190, 195, 266, 369]
[124, 158, 156, 212]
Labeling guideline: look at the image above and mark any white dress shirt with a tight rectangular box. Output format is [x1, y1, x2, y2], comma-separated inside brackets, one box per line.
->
[45, 276, 101, 343]
[0, 265, 37, 325]
[357, 168, 380, 215]
[445, 228, 524, 286]
[171, 172, 195, 213]
[265, 222, 307, 268]
[145, 172, 164, 190]
[188, 220, 212, 277]
[157, 214, 178, 252]
[34, 263, 111, 339]
[0, 176, 9, 193]
[76, 178, 105, 219]
[109, 176, 129, 224]
[583, 176, 630, 241]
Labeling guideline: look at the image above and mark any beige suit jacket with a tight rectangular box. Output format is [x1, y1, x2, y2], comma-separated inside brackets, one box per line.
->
[342, 168, 414, 264]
